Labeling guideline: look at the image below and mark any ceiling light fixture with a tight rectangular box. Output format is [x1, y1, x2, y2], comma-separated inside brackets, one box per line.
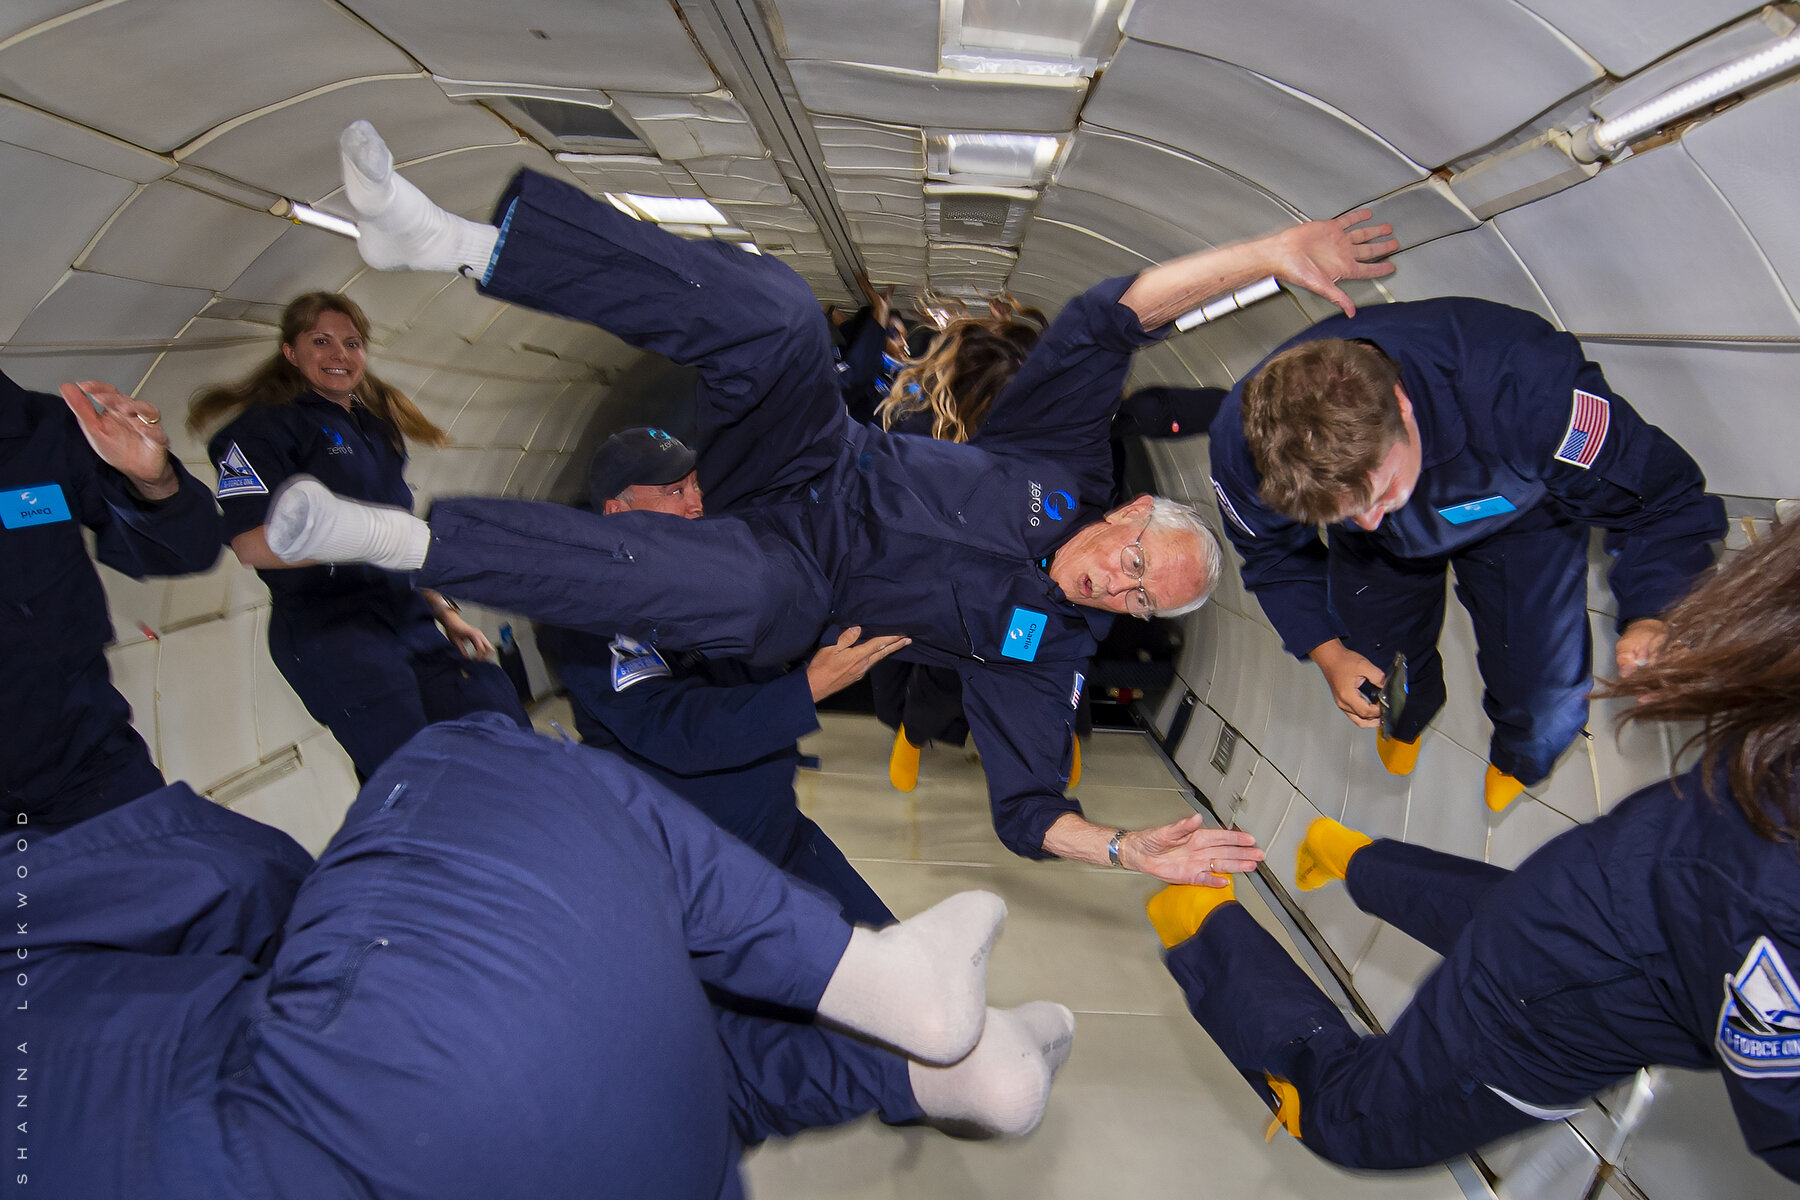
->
[939, 0, 1127, 78]
[275, 200, 360, 240]
[603, 193, 730, 225]
[926, 133, 1062, 187]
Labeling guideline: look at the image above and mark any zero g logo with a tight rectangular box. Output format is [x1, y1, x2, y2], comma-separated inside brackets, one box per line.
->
[1027, 481, 1075, 527]
[323, 426, 354, 455]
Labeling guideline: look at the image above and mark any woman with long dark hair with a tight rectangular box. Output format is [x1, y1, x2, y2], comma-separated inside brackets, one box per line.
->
[1146, 518, 1800, 1179]
[189, 292, 527, 778]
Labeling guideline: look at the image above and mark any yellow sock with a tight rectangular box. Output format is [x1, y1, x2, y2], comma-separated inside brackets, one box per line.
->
[889, 726, 921, 792]
[1294, 817, 1372, 892]
[1067, 736, 1082, 790]
[1484, 764, 1525, 813]
[1376, 728, 1420, 775]
[1145, 879, 1237, 948]
[1264, 1074, 1301, 1141]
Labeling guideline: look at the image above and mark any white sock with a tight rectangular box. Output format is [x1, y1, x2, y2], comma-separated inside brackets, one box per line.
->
[339, 120, 499, 275]
[908, 1002, 1076, 1138]
[265, 477, 430, 571]
[815, 891, 1005, 1065]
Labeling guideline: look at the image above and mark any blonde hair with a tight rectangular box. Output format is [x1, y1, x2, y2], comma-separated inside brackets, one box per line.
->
[187, 292, 447, 452]
[878, 296, 1045, 444]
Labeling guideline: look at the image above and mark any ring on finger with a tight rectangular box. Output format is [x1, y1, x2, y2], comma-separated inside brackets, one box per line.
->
[136, 413, 160, 425]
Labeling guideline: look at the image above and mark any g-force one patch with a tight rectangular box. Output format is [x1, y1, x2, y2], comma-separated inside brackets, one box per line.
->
[1717, 936, 1800, 1078]
[609, 634, 673, 692]
[216, 443, 268, 498]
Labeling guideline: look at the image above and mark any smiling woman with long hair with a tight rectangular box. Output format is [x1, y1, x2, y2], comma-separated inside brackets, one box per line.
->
[188, 292, 527, 778]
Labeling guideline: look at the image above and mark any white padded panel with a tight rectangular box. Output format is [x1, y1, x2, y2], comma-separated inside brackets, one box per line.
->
[1340, 727, 1414, 845]
[773, 0, 940, 72]
[830, 173, 925, 218]
[811, 116, 924, 176]
[1294, 870, 1383, 978]
[1684, 77, 1800, 306]
[685, 155, 794, 206]
[0, 2, 92, 42]
[610, 93, 767, 162]
[1057, 129, 1295, 247]
[96, 562, 162, 647]
[505, 451, 561, 499]
[160, 561, 233, 629]
[479, 306, 626, 371]
[788, 61, 1087, 132]
[1359, 178, 1479, 252]
[156, 610, 259, 792]
[224, 223, 367, 305]
[342, 0, 716, 93]
[1480, 1123, 1602, 1200]
[1616, 1067, 1796, 1200]
[1168, 699, 1224, 803]
[728, 203, 819, 235]
[1493, 146, 1800, 337]
[0, 141, 137, 343]
[78, 181, 288, 291]
[1526, 735, 1601, 824]
[1232, 760, 1295, 847]
[340, 269, 457, 338]
[1402, 735, 1495, 862]
[1429, 585, 1493, 761]
[1036, 187, 1213, 262]
[409, 278, 510, 342]
[848, 214, 925, 248]
[183, 79, 518, 206]
[1014, 219, 1153, 293]
[1124, 0, 1601, 168]
[105, 637, 160, 763]
[559, 155, 705, 198]
[1380, 224, 1558, 321]
[0, 0, 414, 154]
[1578, 341, 1795, 500]
[0, 96, 171, 183]
[0, 272, 212, 395]
[1174, 295, 1313, 383]
[1520, 0, 1763, 76]
[1086, 39, 1424, 221]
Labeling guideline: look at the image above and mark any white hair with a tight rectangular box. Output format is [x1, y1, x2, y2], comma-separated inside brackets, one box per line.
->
[1144, 496, 1223, 618]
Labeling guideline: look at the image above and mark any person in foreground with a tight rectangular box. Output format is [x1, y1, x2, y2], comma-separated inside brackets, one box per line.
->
[14, 714, 1074, 1199]
[1144, 519, 1800, 1178]
[1208, 299, 1723, 811]
[259, 121, 1396, 884]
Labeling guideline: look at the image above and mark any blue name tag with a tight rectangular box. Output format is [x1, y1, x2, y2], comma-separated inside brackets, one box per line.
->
[1437, 495, 1517, 525]
[1001, 607, 1048, 661]
[1, 482, 72, 529]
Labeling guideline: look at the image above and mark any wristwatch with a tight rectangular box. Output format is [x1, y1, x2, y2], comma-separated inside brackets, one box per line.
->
[1106, 828, 1127, 868]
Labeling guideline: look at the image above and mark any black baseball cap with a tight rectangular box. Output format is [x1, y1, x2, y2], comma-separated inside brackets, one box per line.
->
[589, 427, 697, 501]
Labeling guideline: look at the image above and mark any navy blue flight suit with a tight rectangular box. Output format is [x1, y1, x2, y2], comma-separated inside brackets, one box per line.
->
[14, 714, 923, 1199]
[1164, 760, 1800, 1177]
[536, 622, 893, 926]
[207, 392, 527, 777]
[412, 169, 1162, 860]
[1209, 299, 1724, 784]
[1, 372, 221, 832]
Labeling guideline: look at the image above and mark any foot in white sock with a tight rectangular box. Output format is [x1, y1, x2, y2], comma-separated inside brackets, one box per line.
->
[266, 476, 430, 571]
[909, 1002, 1076, 1138]
[339, 120, 499, 275]
[815, 890, 1005, 1065]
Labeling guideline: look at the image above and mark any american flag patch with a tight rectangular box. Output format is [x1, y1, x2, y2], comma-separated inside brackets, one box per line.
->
[1212, 477, 1256, 537]
[1553, 389, 1611, 469]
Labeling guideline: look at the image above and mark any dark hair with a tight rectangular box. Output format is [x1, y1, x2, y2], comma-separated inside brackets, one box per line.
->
[1240, 339, 1404, 524]
[1599, 519, 1800, 845]
[187, 292, 447, 452]
[878, 296, 1045, 444]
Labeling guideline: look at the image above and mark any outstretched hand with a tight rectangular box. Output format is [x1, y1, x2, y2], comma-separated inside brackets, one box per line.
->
[59, 381, 179, 500]
[1269, 209, 1399, 318]
[807, 626, 911, 702]
[1122, 814, 1264, 886]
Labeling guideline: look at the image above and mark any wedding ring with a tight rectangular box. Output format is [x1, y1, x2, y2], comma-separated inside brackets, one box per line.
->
[136, 413, 160, 425]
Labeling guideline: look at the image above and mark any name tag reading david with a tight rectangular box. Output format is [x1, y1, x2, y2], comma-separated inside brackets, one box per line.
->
[2, 483, 72, 529]
[1001, 607, 1048, 662]
[1437, 495, 1516, 525]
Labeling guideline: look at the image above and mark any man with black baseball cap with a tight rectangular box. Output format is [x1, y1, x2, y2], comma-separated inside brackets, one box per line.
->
[537, 428, 905, 925]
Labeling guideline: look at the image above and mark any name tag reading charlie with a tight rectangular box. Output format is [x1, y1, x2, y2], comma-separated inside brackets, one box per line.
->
[1437, 495, 1516, 525]
[2, 483, 72, 529]
[1001, 607, 1048, 662]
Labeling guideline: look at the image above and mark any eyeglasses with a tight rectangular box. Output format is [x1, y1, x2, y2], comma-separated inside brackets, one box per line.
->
[1119, 514, 1155, 620]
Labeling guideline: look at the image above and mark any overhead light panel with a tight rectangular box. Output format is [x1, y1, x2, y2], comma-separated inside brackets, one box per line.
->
[273, 199, 359, 240]
[604, 193, 730, 225]
[940, 0, 1127, 77]
[926, 133, 1061, 187]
